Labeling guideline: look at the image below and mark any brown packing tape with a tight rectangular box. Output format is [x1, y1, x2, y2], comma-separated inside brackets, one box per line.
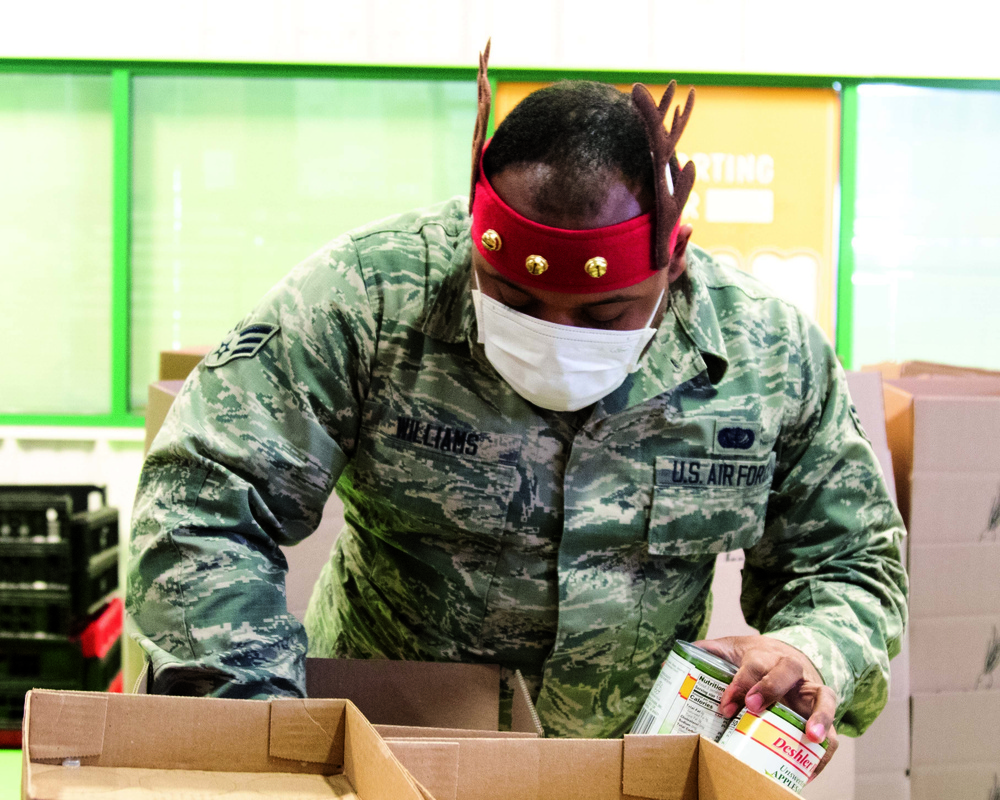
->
[622, 734, 699, 800]
[536, 739, 624, 799]
[269, 698, 347, 765]
[460, 738, 542, 798]
[100, 693, 276, 772]
[387, 740, 461, 800]
[25, 690, 108, 760]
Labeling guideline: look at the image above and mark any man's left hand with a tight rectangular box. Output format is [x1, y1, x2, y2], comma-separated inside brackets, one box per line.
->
[693, 635, 839, 780]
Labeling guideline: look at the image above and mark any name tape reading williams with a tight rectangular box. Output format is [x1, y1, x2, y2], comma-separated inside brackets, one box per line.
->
[395, 415, 480, 456]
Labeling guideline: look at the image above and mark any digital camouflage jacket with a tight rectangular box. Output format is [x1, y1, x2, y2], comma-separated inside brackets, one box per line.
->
[128, 197, 908, 738]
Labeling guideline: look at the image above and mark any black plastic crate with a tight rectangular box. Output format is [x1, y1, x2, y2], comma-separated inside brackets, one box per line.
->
[0, 635, 121, 686]
[70, 506, 119, 616]
[0, 687, 25, 732]
[0, 493, 74, 541]
[0, 484, 110, 544]
[0, 637, 121, 736]
[0, 485, 106, 515]
[0, 537, 72, 587]
[0, 502, 119, 626]
[0, 586, 73, 637]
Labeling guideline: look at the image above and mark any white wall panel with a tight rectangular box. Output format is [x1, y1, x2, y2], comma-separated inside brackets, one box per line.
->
[2, 0, 999, 78]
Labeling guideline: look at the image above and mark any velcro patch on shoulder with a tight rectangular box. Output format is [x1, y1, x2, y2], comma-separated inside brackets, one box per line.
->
[205, 323, 280, 369]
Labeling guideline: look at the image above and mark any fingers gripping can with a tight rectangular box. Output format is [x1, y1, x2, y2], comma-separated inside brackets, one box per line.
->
[717, 703, 829, 794]
[631, 641, 737, 740]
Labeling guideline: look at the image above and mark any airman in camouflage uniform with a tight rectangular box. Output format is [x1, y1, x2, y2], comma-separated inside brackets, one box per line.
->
[128, 80, 906, 742]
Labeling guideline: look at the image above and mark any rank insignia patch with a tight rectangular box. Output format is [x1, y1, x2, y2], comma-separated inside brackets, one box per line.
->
[205, 323, 279, 369]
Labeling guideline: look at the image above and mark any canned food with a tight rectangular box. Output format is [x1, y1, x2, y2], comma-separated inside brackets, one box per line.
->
[717, 703, 829, 794]
[631, 640, 737, 740]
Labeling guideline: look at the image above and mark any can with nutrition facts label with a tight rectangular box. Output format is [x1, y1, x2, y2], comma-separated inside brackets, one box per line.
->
[630, 640, 737, 740]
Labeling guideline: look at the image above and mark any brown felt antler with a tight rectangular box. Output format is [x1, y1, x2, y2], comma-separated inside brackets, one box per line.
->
[469, 39, 492, 214]
[631, 81, 696, 271]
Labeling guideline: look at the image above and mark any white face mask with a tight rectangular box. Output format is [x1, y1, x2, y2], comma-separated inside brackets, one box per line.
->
[472, 280, 664, 412]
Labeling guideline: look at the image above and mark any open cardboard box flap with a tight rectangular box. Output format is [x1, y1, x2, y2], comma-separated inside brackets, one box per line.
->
[383, 732, 798, 800]
[22, 689, 426, 799]
[133, 656, 543, 737]
[305, 657, 542, 736]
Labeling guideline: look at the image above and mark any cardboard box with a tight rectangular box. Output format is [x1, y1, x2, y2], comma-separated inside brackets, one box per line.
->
[158, 346, 211, 381]
[144, 346, 212, 454]
[910, 614, 1000, 693]
[306, 658, 543, 736]
[21, 689, 427, 799]
[911, 690, 1000, 767]
[143, 379, 185, 455]
[853, 698, 910, 774]
[801, 737, 854, 800]
[863, 360, 1000, 380]
[385, 733, 806, 800]
[855, 773, 910, 800]
[845, 370, 899, 506]
[908, 542, 1000, 618]
[880, 376, 1000, 527]
[909, 471, 1000, 545]
[911, 691, 1000, 800]
[888, 633, 910, 702]
[910, 765, 998, 800]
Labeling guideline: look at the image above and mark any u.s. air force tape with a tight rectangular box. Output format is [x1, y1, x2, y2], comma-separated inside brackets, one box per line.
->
[205, 323, 279, 369]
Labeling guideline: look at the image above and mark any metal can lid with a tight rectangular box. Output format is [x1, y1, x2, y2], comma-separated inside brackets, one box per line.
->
[771, 703, 830, 749]
[672, 640, 738, 681]
[770, 703, 807, 730]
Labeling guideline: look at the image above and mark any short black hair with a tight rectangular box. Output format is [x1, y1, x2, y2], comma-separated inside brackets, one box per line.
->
[483, 81, 654, 218]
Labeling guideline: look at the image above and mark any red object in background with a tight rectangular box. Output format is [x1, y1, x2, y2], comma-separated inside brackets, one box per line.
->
[108, 672, 124, 693]
[0, 730, 20, 748]
[77, 597, 123, 659]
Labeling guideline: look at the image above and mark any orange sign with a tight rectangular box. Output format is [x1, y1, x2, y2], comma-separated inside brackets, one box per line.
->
[494, 83, 840, 340]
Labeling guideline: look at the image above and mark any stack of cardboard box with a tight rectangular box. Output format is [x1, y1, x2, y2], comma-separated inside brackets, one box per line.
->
[844, 372, 911, 800]
[872, 363, 1000, 800]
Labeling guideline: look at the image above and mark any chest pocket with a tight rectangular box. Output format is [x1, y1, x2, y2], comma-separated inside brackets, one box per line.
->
[648, 452, 775, 557]
[353, 402, 522, 537]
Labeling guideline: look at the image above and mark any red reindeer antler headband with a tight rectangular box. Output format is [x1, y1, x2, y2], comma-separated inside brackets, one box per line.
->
[469, 44, 696, 294]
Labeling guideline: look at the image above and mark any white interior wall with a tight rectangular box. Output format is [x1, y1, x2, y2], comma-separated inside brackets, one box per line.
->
[3, 0, 999, 79]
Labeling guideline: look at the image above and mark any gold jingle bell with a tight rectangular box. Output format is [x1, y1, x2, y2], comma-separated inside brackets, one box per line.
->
[584, 257, 608, 278]
[525, 255, 549, 276]
[481, 229, 502, 252]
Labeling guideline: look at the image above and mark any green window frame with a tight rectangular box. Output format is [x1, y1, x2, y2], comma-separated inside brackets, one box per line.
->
[2, 58, 998, 426]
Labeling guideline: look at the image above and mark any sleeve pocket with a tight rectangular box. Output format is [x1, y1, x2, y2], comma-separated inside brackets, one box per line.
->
[648, 453, 775, 557]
